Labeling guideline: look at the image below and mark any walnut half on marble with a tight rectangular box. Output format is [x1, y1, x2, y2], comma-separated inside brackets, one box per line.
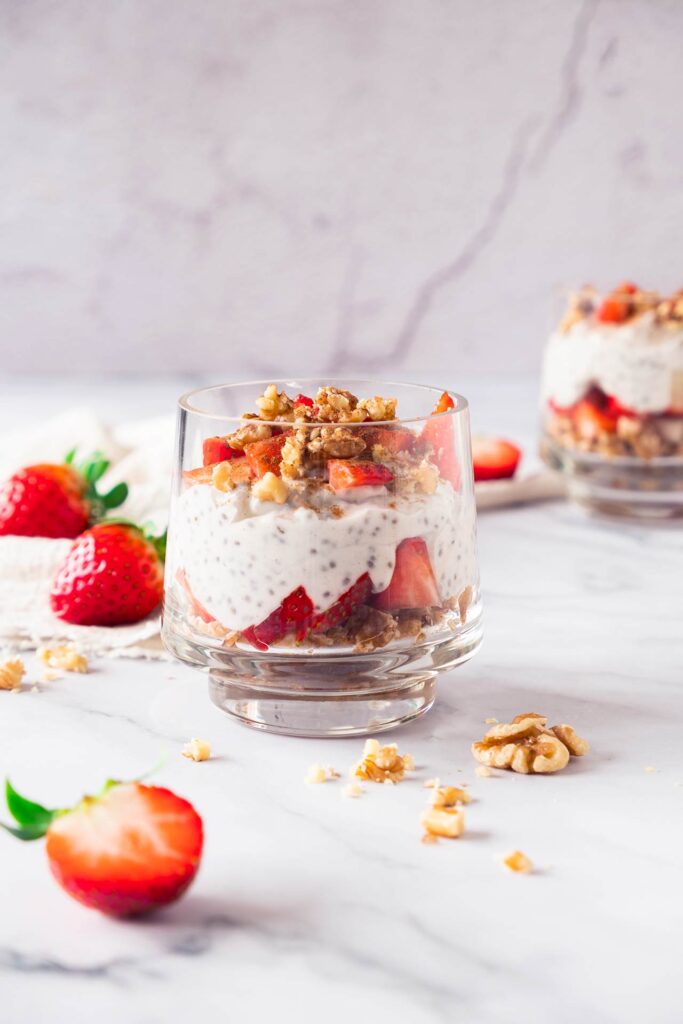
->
[472, 713, 589, 775]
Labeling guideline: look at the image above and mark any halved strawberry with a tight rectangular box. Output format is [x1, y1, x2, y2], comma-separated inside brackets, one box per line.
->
[242, 586, 314, 650]
[310, 573, 372, 634]
[420, 391, 460, 488]
[50, 522, 166, 626]
[328, 460, 394, 491]
[176, 568, 216, 624]
[2, 778, 203, 917]
[372, 538, 440, 611]
[472, 437, 521, 481]
[244, 433, 290, 478]
[0, 451, 128, 539]
[202, 437, 244, 466]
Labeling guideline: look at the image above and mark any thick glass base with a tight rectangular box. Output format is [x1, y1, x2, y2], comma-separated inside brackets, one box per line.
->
[162, 605, 483, 737]
[541, 434, 683, 521]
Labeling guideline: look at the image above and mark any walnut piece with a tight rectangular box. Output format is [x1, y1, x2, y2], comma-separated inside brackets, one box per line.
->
[430, 785, 471, 807]
[0, 657, 25, 691]
[38, 644, 88, 674]
[342, 783, 364, 798]
[252, 471, 289, 504]
[420, 805, 465, 839]
[472, 713, 589, 774]
[357, 395, 397, 422]
[307, 426, 366, 459]
[352, 738, 414, 784]
[551, 723, 590, 757]
[305, 763, 340, 784]
[182, 738, 212, 762]
[502, 850, 533, 874]
[226, 422, 273, 450]
[256, 384, 294, 421]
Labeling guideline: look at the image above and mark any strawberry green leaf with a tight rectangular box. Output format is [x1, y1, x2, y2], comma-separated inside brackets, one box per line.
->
[64, 448, 77, 466]
[5, 779, 58, 831]
[0, 821, 52, 841]
[101, 482, 129, 510]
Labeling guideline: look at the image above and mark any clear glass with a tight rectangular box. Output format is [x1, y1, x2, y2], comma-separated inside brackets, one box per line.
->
[539, 286, 683, 520]
[161, 379, 483, 736]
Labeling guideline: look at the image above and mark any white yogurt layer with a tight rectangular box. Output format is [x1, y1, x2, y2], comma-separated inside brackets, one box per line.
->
[542, 313, 683, 413]
[168, 482, 478, 631]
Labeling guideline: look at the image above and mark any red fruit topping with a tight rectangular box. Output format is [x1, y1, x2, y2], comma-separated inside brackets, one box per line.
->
[202, 437, 243, 466]
[372, 537, 440, 611]
[573, 400, 619, 438]
[50, 523, 165, 626]
[0, 453, 128, 539]
[176, 568, 216, 624]
[363, 427, 417, 454]
[310, 573, 372, 634]
[472, 437, 521, 481]
[328, 460, 394, 491]
[596, 295, 630, 324]
[420, 391, 460, 488]
[616, 281, 638, 295]
[294, 393, 314, 407]
[244, 433, 290, 478]
[242, 586, 315, 650]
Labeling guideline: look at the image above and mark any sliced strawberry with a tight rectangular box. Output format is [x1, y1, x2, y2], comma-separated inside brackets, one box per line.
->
[472, 437, 521, 481]
[202, 437, 243, 466]
[50, 523, 165, 626]
[176, 568, 216, 624]
[1, 779, 203, 917]
[372, 538, 440, 611]
[242, 586, 314, 650]
[328, 460, 394, 491]
[294, 393, 314, 407]
[363, 426, 417, 455]
[244, 433, 289, 478]
[420, 391, 460, 488]
[310, 573, 372, 634]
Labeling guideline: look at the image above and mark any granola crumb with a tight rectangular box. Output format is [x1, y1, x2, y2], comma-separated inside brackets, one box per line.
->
[502, 850, 533, 874]
[475, 765, 493, 778]
[353, 738, 414, 784]
[305, 763, 340, 785]
[0, 658, 25, 691]
[420, 805, 465, 839]
[430, 785, 471, 807]
[342, 783, 364, 799]
[37, 644, 88, 674]
[182, 737, 212, 762]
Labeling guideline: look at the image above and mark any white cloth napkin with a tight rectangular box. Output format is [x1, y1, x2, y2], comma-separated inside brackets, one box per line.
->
[0, 410, 563, 658]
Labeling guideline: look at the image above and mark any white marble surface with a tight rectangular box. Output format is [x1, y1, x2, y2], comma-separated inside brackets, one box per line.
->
[1, 0, 682, 377]
[1, 376, 682, 1023]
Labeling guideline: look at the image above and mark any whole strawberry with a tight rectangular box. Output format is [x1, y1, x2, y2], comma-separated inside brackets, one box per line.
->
[2, 778, 203, 917]
[50, 522, 166, 626]
[0, 451, 128, 539]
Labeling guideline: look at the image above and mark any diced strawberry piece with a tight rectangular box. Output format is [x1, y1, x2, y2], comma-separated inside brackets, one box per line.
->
[176, 568, 216, 624]
[573, 400, 619, 438]
[182, 461, 251, 487]
[310, 573, 372, 634]
[372, 538, 440, 611]
[242, 586, 314, 650]
[472, 437, 521, 481]
[420, 391, 460, 488]
[616, 281, 638, 295]
[596, 295, 630, 324]
[294, 393, 314, 407]
[364, 426, 417, 454]
[328, 460, 394, 491]
[202, 437, 243, 466]
[244, 433, 290, 478]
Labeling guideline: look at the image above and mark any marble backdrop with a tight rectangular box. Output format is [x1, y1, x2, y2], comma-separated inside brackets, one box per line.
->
[1, 0, 681, 379]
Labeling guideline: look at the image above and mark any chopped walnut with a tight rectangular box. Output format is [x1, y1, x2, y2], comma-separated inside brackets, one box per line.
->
[307, 426, 366, 459]
[38, 644, 88, 674]
[551, 723, 590, 757]
[182, 738, 212, 762]
[420, 805, 465, 839]
[225, 422, 273, 450]
[472, 713, 588, 774]
[342, 783, 364, 798]
[211, 459, 256, 491]
[457, 585, 473, 624]
[475, 765, 493, 778]
[430, 785, 471, 807]
[357, 395, 397, 422]
[256, 384, 294, 421]
[502, 850, 533, 874]
[252, 471, 289, 504]
[305, 763, 340, 785]
[314, 386, 366, 423]
[0, 657, 25, 691]
[352, 738, 413, 784]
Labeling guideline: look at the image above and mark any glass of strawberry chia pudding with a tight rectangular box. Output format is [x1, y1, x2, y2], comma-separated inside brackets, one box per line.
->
[162, 380, 482, 737]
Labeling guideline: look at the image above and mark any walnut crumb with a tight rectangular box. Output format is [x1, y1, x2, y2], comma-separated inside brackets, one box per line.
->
[38, 644, 88, 674]
[502, 850, 533, 874]
[342, 783, 364, 799]
[475, 765, 493, 778]
[644, 766, 658, 774]
[182, 738, 212, 762]
[484, 717, 498, 725]
[0, 658, 25, 691]
[472, 713, 589, 775]
[305, 763, 340, 785]
[353, 738, 414, 784]
[252, 471, 289, 504]
[424, 777, 440, 789]
[420, 805, 465, 839]
[430, 785, 471, 807]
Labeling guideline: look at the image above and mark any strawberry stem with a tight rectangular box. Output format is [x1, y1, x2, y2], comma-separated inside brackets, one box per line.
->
[1, 779, 63, 841]
[64, 449, 129, 521]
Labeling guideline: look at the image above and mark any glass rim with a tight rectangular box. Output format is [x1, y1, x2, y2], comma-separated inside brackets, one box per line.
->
[178, 377, 470, 426]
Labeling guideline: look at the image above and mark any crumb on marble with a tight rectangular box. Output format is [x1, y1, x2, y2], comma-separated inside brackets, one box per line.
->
[305, 763, 340, 785]
[502, 850, 533, 874]
[430, 785, 471, 807]
[342, 783, 364, 799]
[475, 765, 493, 778]
[0, 657, 25, 691]
[182, 737, 212, 762]
[352, 738, 414, 784]
[38, 643, 88, 674]
[644, 766, 658, 773]
[420, 805, 465, 840]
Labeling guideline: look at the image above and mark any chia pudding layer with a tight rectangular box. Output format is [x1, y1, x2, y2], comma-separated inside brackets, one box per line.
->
[169, 480, 477, 633]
